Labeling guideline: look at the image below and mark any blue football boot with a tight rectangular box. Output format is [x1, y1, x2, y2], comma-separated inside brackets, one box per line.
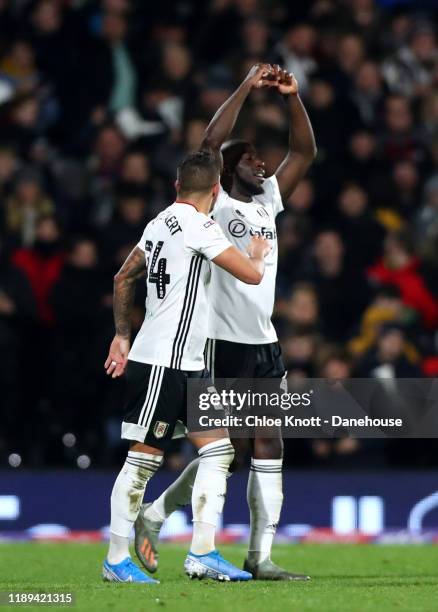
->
[184, 550, 252, 582]
[102, 557, 159, 583]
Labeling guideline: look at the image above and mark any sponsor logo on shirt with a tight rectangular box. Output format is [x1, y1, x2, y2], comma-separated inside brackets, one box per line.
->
[228, 219, 247, 237]
[228, 219, 277, 240]
[250, 227, 277, 240]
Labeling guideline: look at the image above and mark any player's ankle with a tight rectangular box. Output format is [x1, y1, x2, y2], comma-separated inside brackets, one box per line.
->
[189, 549, 215, 557]
[106, 553, 130, 565]
[144, 503, 165, 524]
[247, 551, 269, 565]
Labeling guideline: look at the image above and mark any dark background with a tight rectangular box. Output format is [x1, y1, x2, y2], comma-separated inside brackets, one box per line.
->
[1, 0, 438, 470]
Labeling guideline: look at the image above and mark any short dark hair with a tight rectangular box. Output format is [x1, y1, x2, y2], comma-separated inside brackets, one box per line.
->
[220, 139, 252, 193]
[177, 149, 221, 195]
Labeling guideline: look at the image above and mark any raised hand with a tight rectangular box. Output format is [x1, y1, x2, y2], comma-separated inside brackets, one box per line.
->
[271, 65, 299, 95]
[244, 63, 277, 90]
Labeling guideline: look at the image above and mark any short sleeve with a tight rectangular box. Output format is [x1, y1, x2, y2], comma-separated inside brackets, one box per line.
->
[136, 226, 148, 252]
[185, 213, 232, 260]
[255, 175, 284, 218]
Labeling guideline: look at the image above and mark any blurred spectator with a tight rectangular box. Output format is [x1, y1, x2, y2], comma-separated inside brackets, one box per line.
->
[277, 282, 320, 334]
[282, 331, 319, 378]
[100, 188, 151, 265]
[0, 239, 36, 451]
[416, 174, 438, 244]
[367, 231, 438, 330]
[349, 286, 419, 360]
[300, 230, 370, 340]
[382, 23, 438, 98]
[0, 39, 40, 96]
[358, 323, 422, 378]
[351, 61, 384, 127]
[11, 215, 63, 325]
[4, 166, 54, 247]
[380, 95, 425, 163]
[335, 181, 385, 272]
[276, 23, 317, 95]
[50, 237, 110, 451]
[276, 213, 311, 293]
[311, 347, 386, 468]
[0, 145, 18, 200]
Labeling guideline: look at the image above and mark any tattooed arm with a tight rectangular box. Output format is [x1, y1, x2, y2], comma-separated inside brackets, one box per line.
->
[105, 246, 147, 378]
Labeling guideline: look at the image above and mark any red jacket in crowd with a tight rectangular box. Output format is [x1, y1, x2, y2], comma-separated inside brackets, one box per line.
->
[367, 257, 438, 330]
[12, 248, 64, 326]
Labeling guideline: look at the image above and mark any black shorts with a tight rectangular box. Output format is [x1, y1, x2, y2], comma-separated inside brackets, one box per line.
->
[205, 339, 285, 379]
[122, 360, 209, 450]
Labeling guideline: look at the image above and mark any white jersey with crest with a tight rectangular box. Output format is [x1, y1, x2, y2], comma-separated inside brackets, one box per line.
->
[207, 176, 283, 344]
[129, 202, 231, 370]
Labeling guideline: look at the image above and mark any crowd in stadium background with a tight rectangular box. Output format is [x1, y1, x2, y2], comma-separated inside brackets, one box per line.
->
[1, 0, 438, 468]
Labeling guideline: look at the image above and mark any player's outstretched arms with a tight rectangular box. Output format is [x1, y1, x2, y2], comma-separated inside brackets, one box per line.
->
[105, 246, 146, 378]
[212, 236, 271, 285]
[271, 65, 317, 200]
[201, 63, 275, 152]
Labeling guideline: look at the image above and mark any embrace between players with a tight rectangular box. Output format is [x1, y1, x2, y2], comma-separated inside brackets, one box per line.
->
[103, 63, 316, 584]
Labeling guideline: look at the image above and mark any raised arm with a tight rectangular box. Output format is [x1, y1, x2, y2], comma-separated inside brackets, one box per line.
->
[201, 63, 275, 152]
[274, 67, 317, 200]
[212, 236, 270, 285]
[105, 246, 146, 378]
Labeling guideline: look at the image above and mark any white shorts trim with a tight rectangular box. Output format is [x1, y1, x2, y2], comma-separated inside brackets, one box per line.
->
[121, 421, 148, 443]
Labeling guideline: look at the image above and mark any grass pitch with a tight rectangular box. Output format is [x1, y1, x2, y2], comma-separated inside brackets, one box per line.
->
[1, 543, 438, 611]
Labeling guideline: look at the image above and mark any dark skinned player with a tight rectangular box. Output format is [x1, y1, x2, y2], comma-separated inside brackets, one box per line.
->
[135, 63, 316, 580]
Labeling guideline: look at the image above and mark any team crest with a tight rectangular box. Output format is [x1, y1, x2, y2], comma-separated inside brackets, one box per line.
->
[153, 421, 169, 439]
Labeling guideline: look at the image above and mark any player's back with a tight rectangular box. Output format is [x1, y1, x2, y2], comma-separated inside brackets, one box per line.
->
[129, 201, 230, 371]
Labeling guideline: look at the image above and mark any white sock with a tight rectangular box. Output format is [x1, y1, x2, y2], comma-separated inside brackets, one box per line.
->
[247, 458, 283, 564]
[145, 458, 201, 523]
[107, 451, 163, 564]
[190, 438, 234, 555]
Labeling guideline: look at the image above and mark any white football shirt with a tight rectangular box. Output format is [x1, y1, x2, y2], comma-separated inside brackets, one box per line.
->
[129, 202, 231, 370]
[207, 175, 283, 344]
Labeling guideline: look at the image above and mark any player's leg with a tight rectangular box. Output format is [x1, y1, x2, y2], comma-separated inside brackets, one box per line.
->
[247, 434, 284, 567]
[183, 431, 251, 581]
[134, 366, 250, 581]
[135, 340, 253, 572]
[135, 440, 250, 572]
[135, 445, 200, 572]
[104, 361, 166, 584]
[244, 343, 310, 580]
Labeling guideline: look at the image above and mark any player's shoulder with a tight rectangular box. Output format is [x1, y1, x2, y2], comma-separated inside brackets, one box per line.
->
[253, 175, 283, 217]
[187, 209, 219, 233]
[214, 184, 233, 210]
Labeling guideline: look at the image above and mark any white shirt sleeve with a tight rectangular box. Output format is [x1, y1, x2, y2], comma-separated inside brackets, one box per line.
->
[185, 213, 232, 260]
[255, 175, 284, 218]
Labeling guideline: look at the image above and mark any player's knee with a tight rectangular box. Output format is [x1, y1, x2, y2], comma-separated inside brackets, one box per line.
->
[253, 437, 283, 459]
[199, 438, 234, 471]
